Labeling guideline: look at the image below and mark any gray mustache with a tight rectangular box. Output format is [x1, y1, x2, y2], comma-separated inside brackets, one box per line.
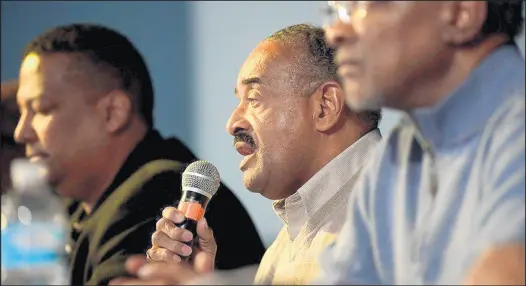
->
[233, 129, 256, 149]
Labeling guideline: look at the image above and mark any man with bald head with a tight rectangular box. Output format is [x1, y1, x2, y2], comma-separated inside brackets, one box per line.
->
[316, 1, 525, 285]
[111, 24, 382, 285]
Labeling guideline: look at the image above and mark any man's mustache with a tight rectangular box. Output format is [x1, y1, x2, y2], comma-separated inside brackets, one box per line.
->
[233, 129, 256, 149]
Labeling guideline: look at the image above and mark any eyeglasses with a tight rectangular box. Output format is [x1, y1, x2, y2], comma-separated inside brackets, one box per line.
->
[322, 1, 371, 27]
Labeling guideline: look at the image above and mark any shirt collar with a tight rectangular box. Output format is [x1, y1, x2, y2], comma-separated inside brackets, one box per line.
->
[409, 44, 525, 149]
[273, 129, 382, 228]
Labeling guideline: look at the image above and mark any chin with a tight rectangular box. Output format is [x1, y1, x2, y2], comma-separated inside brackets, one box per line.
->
[259, 189, 290, 201]
[52, 178, 78, 199]
[243, 176, 259, 193]
[343, 77, 382, 110]
[346, 90, 384, 112]
[243, 172, 270, 197]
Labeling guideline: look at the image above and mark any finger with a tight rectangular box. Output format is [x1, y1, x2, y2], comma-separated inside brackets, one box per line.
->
[125, 255, 147, 275]
[110, 277, 171, 285]
[137, 262, 198, 284]
[148, 247, 182, 263]
[151, 231, 193, 257]
[162, 207, 185, 224]
[155, 218, 193, 242]
[196, 218, 217, 249]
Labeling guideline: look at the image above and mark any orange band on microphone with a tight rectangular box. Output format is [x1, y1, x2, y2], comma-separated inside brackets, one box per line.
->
[178, 201, 205, 221]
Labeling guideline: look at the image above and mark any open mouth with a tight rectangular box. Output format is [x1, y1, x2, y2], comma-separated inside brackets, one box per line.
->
[234, 141, 256, 171]
[234, 141, 255, 156]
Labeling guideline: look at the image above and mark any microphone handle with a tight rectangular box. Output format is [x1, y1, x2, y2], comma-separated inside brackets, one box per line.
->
[176, 190, 210, 263]
[175, 218, 199, 263]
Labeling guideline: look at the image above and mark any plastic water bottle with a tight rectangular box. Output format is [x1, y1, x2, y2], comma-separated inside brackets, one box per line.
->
[1, 158, 70, 285]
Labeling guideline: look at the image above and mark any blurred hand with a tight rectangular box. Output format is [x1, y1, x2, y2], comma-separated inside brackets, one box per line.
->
[147, 206, 216, 274]
[109, 255, 202, 285]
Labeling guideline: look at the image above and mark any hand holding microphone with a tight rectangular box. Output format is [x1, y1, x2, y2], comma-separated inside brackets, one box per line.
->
[110, 161, 220, 286]
[149, 207, 217, 272]
[147, 161, 219, 274]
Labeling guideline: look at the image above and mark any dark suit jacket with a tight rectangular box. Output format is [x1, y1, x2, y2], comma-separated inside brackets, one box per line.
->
[67, 130, 265, 285]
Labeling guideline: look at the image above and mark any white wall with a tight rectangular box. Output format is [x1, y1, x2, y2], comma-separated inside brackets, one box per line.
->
[188, 1, 403, 246]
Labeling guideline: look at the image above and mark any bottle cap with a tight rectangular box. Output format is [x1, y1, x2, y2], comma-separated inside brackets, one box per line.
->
[10, 158, 49, 191]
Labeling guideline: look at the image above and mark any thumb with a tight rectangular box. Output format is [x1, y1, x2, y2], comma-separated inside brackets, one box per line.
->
[196, 218, 216, 254]
[194, 218, 216, 274]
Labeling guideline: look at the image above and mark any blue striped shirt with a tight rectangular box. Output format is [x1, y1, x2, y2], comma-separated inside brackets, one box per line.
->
[315, 44, 525, 285]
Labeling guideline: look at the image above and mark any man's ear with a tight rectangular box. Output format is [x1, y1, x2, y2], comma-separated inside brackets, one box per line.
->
[312, 81, 346, 132]
[97, 90, 133, 133]
[439, 1, 488, 45]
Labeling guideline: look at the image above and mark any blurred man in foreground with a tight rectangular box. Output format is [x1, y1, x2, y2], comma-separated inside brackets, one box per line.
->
[1, 80, 24, 193]
[315, 1, 525, 284]
[111, 24, 382, 285]
[14, 23, 265, 285]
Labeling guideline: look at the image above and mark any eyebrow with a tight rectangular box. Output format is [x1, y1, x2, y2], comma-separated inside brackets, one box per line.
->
[17, 93, 45, 110]
[234, 77, 263, 95]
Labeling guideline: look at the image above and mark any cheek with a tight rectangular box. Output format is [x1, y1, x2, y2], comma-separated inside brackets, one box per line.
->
[256, 107, 307, 159]
[362, 27, 402, 84]
[35, 112, 96, 156]
[360, 25, 415, 103]
[32, 114, 57, 149]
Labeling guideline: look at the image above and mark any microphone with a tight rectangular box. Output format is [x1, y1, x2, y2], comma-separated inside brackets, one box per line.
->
[176, 160, 220, 262]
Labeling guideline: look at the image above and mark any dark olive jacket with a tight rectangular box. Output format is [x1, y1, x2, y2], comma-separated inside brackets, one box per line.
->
[67, 130, 265, 285]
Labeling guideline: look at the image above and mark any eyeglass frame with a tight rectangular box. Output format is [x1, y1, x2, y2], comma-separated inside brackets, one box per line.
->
[322, 1, 377, 26]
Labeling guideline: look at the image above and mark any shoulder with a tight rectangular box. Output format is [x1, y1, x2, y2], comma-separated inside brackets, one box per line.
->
[479, 94, 525, 193]
[130, 168, 184, 205]
[484, 94, 525, 139]
[92, 166, 184, 231]
[479, 94, 525, 166]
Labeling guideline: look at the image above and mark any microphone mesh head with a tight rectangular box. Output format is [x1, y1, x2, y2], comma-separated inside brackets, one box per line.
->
[182, 160, 220, 197]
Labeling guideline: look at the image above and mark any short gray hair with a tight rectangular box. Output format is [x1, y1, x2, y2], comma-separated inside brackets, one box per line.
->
[266, 24, 382, 129]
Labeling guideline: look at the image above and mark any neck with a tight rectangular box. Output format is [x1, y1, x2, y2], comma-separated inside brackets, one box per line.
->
[398, 35, 510, 111]
[82, 119, 148, 214]
[299, 117, 368, 189]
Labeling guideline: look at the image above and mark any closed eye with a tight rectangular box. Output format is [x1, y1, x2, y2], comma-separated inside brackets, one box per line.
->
[246, 97, 261, 108]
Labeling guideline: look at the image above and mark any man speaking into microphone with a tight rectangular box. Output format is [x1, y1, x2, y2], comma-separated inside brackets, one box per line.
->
[111, 23, 382, 285]
[13, 23, 265, 285]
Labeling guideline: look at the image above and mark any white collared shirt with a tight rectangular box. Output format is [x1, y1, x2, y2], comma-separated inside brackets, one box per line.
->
[254, 129, 382, 285]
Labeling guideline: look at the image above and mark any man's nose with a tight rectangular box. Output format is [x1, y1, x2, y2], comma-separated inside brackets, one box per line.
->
[226, 106, 250, 136]
[325, 19, 357, 48]
[13, 112, 38, 145]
